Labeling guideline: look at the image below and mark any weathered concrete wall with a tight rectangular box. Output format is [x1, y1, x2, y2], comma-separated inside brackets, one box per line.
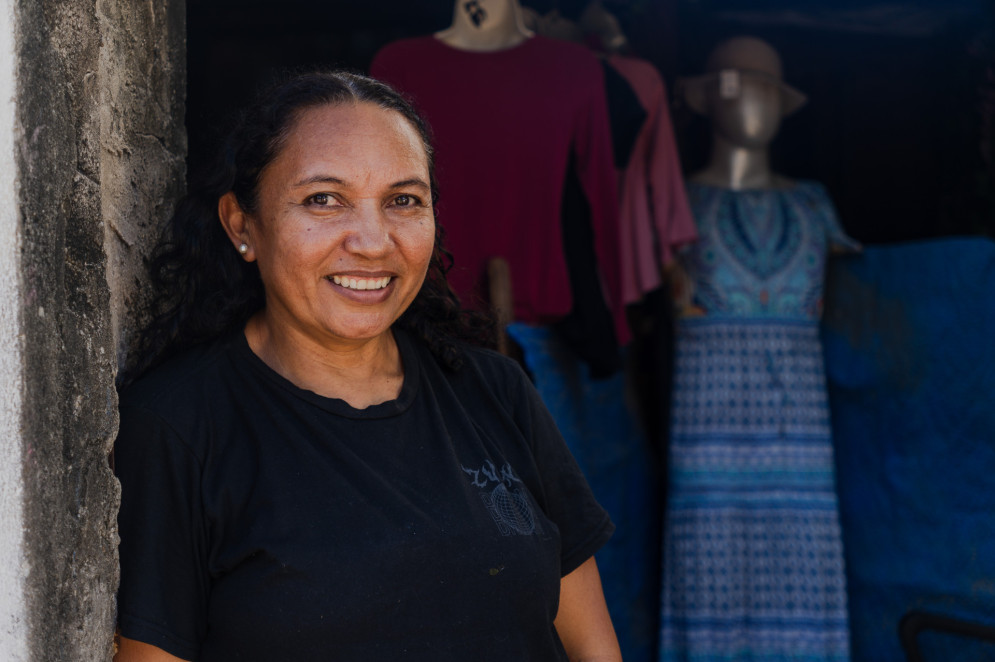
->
[15, 1, 118, 658]
[98, 0, 186, 360]
[0, 1, 29, 658]
[6, 1, 185, 660]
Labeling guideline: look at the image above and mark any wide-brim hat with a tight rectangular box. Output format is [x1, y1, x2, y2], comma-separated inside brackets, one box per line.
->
[682, 36, 807, 117]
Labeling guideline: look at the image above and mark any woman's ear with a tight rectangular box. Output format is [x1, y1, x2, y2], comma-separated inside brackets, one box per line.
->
[218, 192, 256, 262]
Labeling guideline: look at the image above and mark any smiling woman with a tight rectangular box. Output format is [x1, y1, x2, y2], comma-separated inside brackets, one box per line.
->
[216, 102, 437, 406]
[113, 71, 621, 662]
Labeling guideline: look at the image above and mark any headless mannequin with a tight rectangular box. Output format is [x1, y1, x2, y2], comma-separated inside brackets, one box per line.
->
[435, 0, 533, 355]
[436, 0, 533, 52]
[690, 71, 794, 191]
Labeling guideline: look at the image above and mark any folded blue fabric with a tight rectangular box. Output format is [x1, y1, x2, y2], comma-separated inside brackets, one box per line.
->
[822, 237, 995, 662]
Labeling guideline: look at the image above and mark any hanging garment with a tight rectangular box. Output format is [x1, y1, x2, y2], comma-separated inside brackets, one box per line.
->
[660, 181, 858, 662]
[371, 36, 628, 343]
[607, 55, 698, 304]
[556, 63, 646, 377]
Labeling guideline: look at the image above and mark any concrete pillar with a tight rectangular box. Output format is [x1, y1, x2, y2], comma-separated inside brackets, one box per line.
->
[0, 1, 185, 660]
[0, 2, 28, 657]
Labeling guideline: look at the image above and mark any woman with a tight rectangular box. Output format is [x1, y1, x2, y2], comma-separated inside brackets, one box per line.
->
[114, 71, 621, 661]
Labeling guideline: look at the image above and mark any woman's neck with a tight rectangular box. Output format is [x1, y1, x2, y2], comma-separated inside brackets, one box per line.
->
[244, 313, 404, 409]
[436, 0, 533, 52]
[693, 134, 774, 190]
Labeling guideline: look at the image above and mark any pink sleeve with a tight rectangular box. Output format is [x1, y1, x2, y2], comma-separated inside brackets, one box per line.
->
[648, 78, 697, 264]
[572, 62, 629, 344]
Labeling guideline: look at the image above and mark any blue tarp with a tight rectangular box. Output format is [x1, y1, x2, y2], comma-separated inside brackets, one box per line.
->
[821, 237, 995, 661]
[506, 323, 659, 662]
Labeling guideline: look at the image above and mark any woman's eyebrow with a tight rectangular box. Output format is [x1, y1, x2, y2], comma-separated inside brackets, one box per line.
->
[291, 176, 429, 191]
[389, 178, 431, 191]
[293, 175, 347, 188]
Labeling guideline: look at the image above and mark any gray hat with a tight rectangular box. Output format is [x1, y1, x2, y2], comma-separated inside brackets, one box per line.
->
[682, 36, 807, 116]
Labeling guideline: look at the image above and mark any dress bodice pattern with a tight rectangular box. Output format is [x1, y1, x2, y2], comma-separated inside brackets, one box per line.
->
[679, 181, 859, 320]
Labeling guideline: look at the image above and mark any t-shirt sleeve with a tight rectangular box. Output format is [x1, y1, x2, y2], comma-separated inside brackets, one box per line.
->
[811, 183, 861, 253]
[115, 404, 210, 661]
[512, 368, 615, 576]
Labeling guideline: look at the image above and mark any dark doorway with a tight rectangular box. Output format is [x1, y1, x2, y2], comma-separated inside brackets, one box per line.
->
[187, 0, 994, 243]
[672, 0, 994, 243]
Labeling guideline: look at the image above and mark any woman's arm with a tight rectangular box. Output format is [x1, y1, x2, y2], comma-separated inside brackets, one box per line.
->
[554, 556, 622, 662]
[114, 636, 189, 662]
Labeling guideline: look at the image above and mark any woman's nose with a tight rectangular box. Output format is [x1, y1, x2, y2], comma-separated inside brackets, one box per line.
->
[344, 205, 393, 256]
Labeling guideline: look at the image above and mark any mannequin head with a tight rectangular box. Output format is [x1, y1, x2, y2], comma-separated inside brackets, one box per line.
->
[707, 71, 783, 149]
[684, 37, 805, 150]
[684, 37, 807, 189]
[579, 1, 627, 53]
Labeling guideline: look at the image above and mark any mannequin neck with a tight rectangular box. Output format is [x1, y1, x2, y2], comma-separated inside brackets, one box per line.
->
[436, 0, 533, 52]
[693, 134, 782, 190]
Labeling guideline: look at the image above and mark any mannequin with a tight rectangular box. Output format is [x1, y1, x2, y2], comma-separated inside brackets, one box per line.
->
[683, 36, 807, 191]
[659, 37, 857, 662]
[525, 3, 642, 377]
[370, 0, 627, 344]
[435, 0, 532, 51]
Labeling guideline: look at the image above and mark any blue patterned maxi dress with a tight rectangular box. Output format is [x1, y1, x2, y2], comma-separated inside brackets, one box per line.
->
[659, 181, 857, 662]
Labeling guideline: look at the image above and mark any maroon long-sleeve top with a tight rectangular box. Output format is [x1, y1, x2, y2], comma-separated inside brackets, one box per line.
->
[371, 35, 627, 343]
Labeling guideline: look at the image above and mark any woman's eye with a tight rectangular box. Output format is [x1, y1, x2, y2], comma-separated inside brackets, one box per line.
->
[395, 194, 416, 206]
[308, 193, 334, 206]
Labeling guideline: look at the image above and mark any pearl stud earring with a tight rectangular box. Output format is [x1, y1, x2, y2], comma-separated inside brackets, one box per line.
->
[238, 243, 248, 255]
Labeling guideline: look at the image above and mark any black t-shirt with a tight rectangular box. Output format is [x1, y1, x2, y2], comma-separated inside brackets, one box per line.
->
[115, 328, 614, 661]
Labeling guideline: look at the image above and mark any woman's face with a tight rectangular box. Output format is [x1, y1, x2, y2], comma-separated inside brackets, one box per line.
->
[241, 102, 435, 348]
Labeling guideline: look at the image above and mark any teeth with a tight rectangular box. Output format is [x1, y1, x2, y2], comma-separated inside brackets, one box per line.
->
[331, 275, 391, 291]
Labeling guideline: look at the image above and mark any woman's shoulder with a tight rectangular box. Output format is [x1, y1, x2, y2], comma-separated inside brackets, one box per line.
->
[456, 340, 532, 398]
[458, 341, 526, 381]
[120, 334, 240, 418]
[401, 329, 529, 402]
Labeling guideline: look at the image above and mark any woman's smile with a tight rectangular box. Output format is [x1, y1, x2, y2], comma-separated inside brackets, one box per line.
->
[328, 274, 393, 291]
[325, 273, 396, 303]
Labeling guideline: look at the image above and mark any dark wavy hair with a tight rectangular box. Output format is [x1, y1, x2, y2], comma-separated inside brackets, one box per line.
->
[125, 70, 493, 384]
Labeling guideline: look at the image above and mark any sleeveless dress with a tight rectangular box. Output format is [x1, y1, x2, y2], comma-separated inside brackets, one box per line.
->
[659, 181, 857, 662]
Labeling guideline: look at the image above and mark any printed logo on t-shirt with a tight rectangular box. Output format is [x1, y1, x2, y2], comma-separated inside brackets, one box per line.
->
[462, 460, 541, 536]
